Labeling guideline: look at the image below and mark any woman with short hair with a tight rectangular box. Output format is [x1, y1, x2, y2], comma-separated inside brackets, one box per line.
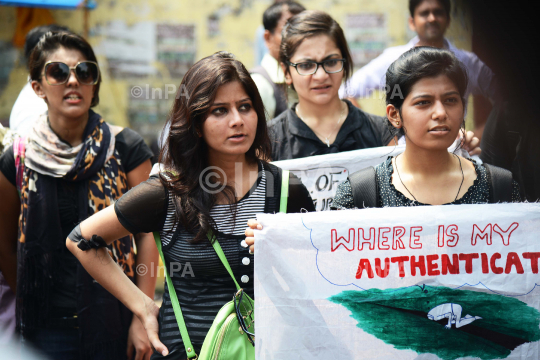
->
[0, 31, 156, 359]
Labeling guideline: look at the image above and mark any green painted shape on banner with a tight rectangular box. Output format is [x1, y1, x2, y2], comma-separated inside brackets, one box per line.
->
[329, 286, 540, 360]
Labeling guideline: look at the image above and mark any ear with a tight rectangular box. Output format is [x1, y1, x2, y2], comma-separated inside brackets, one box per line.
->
[31, 80, 46, 100]
[386, 104, 402, 128]
[281, 62, 293, 86]
[263, 29, 273, 48]
[408, 17, 416, 32]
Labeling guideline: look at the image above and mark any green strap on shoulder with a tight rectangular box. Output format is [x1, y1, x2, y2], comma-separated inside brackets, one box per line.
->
[208, 231, 241, 291]
[153, 231, 198, 359]
[280, 170, 289, 213]
[153, 168, 290, 359]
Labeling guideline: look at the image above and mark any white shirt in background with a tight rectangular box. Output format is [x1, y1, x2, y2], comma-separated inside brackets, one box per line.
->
[340, 36, 498, 102]
[9, 80, 48, 136]
[251, 53, 287, 120]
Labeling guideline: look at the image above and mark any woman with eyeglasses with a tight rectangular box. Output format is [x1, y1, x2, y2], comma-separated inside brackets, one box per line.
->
[0, 32, 156, 359]
[268, 10, 393, 161]
[268, 10, 480, 161]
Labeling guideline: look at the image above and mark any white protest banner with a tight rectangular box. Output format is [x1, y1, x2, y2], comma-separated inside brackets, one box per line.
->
[254, 203, 540, 360]
[272, 145, 405, 211]
[272, 144, 473, 211]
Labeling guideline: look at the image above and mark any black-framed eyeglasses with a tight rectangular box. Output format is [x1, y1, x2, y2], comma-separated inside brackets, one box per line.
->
[41, 61, 100, 86]
[233, 289, 255, 346]
[287, 58, 346, 76]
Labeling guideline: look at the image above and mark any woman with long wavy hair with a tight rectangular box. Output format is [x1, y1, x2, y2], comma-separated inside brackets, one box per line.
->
[66, 51, 314, 359]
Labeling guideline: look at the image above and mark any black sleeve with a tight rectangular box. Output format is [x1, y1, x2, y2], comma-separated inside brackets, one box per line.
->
[268, 117, 281, 162]
[287, 172, 316, 213]
[480, 104, 518, 170]
[0, 146, 16, 186]
[365, 113, 394, 146]
[114, 176, 169, 234]
[115, 128, 154, 173]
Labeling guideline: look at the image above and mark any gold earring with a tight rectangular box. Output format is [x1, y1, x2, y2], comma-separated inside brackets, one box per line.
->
[396, 121, 400, 126]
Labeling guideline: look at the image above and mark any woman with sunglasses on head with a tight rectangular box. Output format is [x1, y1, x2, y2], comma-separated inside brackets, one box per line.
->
[65, 52, 314, 359]
[331, 46, 520, 211]
[268, 10, 480, 161]
[0, 32, 156, 359]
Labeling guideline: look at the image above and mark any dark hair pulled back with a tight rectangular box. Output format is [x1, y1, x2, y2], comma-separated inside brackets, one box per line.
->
[29, 31, 101, 107]
[279, 10, 353, 84]
[159, 51, 271, 244]
[385, 46, 468, 138]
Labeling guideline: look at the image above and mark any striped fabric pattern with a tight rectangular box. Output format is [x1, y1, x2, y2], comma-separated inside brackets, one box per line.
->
[156, 167, 266, 358]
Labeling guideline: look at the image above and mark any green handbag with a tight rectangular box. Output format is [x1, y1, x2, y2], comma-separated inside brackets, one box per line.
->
[153, 169, 289, 359]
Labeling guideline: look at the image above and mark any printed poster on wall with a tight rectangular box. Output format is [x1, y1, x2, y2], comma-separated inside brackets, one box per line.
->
[345, 13, 388, 69]
[254, 203, 540, 360]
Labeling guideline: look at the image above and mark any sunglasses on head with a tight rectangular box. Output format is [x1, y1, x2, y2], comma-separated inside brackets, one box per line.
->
[42, 61, 100, 86]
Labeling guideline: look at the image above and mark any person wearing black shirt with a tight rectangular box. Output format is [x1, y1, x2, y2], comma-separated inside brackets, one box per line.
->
[66, 52, 314, 360]
[0, 32, 155, 359]
[269, 10, 480, 161]
[332, 47, 520, 210]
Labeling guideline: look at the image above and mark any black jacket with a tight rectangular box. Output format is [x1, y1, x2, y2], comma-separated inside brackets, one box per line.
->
[268, 100, 394, 161]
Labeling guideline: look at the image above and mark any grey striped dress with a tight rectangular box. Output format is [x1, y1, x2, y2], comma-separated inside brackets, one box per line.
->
[114, 162, 314, 359]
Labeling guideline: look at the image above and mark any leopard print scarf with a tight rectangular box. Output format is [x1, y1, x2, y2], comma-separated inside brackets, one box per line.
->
[16, 110, 136, 355]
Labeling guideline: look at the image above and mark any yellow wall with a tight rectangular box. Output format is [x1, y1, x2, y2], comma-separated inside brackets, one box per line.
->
[0, 0, 473, 135]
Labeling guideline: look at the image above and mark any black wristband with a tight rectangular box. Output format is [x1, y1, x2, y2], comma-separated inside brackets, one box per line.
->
[68, 224, 108, 251]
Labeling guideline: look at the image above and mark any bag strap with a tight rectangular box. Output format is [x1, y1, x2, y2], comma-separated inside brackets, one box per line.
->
[13, 136, 26, 194]
[207, 231, 241, 290]
[484, 163, 513, 203]
[153, 232, 198, 359]
[349, 166, 379, 208]
[152, 168, 290, 358]
[280, 169, 289, 213]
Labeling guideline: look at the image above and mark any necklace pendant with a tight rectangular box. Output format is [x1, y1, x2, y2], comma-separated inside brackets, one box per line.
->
[325, 138, 330, 147]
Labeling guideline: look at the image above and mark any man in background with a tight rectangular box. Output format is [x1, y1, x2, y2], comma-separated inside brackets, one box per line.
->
[251, 1, 305, 120]
[9, 25, 70, 136]
[340, 0, 498, 135]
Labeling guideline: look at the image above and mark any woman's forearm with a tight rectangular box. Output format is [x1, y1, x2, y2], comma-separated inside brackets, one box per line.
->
[66, 240, 151, 319]
[0, 251, 17, 292]
[133, 232, 159, 299]
[0, 172, 21, 293]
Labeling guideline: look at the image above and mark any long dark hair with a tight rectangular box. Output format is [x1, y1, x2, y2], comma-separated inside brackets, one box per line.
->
[29, 31, 101, 107]
[385, 46, 468, 138]
[159, 51, 271, 243]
